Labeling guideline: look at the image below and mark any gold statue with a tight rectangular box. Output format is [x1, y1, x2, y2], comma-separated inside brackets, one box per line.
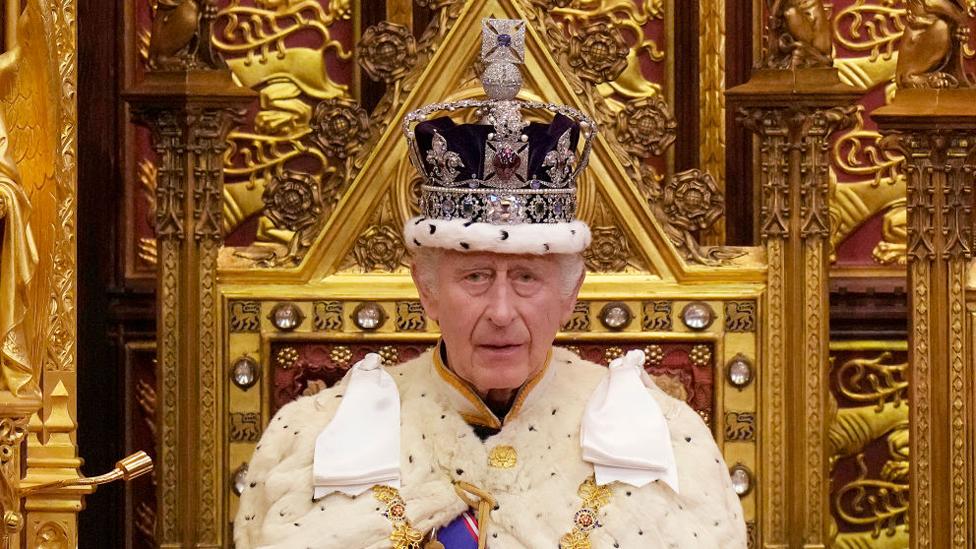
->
[0, 134, 36, 398]
[764, 0, 833, 69]
[148, 0, 223, 70]
[896, 0, 972, 88]
[0, 6, 40, 399]
[0, 0, 67, 400]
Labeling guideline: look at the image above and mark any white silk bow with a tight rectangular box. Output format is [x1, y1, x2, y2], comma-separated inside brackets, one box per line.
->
[312, 353, 401, 499]
[581, 349, 679, 493]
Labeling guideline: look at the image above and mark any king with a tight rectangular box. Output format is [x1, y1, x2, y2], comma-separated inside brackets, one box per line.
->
[234, 19, 746, 549]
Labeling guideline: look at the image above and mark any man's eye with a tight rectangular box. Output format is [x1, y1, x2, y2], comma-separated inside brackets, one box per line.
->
[516, 273, 536, 283]
[465, 272, 489, 283]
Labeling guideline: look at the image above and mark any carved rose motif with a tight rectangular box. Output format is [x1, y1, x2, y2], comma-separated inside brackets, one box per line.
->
[662, 169, 724, 233]
[262, 171, 323, 232]
[353, 225, 405, 272]
[568, 22, 630, 83]
[616, 96, 677, 158]
[359, 21, 418, 83]
[584, 226, 629, 272]
[310, 98, 370, 159]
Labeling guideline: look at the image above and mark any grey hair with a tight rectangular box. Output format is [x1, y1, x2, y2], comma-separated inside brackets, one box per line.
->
[411, 247, 585, 298]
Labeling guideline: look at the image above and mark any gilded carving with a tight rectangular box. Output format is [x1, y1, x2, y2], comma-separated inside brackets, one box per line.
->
[309, 99, 371, 160]
[395, 302, 426, 332]
[832, 108, 903, 184]
[212, 0, 354, 265]
[910, 259, 932, 546]
[801, 108, 857, 238]
[699, 0, 726, 243]
[740, 108, 792, 239]
[895, 0, 972, 89]
[832, 417, 909, 540]
[614, 96, 675, 158]
[352, 224, 406, 272]
[653, 169, 742, 265]
[761, 0, 832, 69]
[724, 411, 756, 442]
[157, 239, 179, 541]
[358, 21, 418, 84]
[567, 21, 630, 84]
[872, 202, 907, 266]
[835, 352, 907, 411]
[34, 521, 70, 549]
[803, 240, 827, 542]
[312, 301, 344, 331]
[882, 131, 976, 262]
[833, 1, 906, 62]
[147, 111, 188, 241]
[583, 226, 628, 272]
[562, 301, 590, 332]
[229, 412, 261, 442]
[129, 85, 248, 546]
[229, 301, 261, 332]
[741, 105, 857, 240]
[0, 127, 38, 395]
[641, 301, 672, 331]
[763, 238, 786, 540]
[259, 170, 326, 266]
[262, 170, 324, 233]
[148, 0, 223, 71]
[0, 416, 28, 542]
[724, 301, 756, 332]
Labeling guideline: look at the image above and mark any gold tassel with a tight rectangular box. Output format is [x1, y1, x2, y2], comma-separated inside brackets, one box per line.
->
[453, 481, 497, 549]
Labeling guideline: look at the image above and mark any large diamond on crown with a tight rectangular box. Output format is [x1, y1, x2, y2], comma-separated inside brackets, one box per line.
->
[486, 194, 524, 224]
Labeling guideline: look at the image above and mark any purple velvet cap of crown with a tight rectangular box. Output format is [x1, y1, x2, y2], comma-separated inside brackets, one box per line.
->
[413, 113, 580, 187]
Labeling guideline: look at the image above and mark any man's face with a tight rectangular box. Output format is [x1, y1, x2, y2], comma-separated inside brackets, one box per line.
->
[413, 251, 583, 395]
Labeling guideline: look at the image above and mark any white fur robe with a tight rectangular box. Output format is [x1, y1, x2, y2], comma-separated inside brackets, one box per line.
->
[234, 348, 747, 548]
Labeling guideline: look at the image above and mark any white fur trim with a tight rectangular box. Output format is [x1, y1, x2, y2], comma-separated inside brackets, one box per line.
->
[403, 216, 591, 255]
[233, 349, 748, 548]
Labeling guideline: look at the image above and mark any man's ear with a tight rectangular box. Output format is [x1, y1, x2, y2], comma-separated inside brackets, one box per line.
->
[559, 267, 587, 324]
[410, 261, 440, 323]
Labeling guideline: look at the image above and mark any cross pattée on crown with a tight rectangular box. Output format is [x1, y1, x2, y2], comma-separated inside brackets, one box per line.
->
[481, 18, 525, 65]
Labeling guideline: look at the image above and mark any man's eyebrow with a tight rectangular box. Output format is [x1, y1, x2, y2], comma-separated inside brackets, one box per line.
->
[452, 263, 495, 272]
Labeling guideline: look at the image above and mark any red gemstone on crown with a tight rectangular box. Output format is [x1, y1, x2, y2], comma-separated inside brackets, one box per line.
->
[493, 148, 521, 180]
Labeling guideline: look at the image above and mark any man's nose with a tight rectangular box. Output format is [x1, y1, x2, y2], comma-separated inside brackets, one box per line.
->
[485, 277, 518, 326]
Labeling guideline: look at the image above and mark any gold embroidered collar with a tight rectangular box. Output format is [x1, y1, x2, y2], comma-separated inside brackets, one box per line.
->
[432, 341, 553, 430]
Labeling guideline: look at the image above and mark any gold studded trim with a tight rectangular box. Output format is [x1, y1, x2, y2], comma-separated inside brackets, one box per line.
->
[488, 445, 518, 469]
[559, 476, 612, 549]
[373, 485, 425, 549]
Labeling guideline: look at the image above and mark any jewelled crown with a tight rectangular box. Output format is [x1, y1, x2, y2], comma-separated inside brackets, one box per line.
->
[401, 19, 596, 255]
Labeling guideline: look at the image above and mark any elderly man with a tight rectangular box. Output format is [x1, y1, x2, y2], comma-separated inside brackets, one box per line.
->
[234, 19, 746, 549]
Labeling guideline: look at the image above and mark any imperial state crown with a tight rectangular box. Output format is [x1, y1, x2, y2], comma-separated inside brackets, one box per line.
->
[402, 18, 595, 255]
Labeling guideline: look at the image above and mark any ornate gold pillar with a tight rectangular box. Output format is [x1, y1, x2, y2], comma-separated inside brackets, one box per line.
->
[729, 72, 857, 549]
[727, 3, 858, 542]
[125, 7, 255, 543]
[874, 88, 976, 549]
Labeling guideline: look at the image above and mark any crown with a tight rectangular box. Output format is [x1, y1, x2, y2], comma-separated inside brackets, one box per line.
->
[402, 18, 597, 228]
